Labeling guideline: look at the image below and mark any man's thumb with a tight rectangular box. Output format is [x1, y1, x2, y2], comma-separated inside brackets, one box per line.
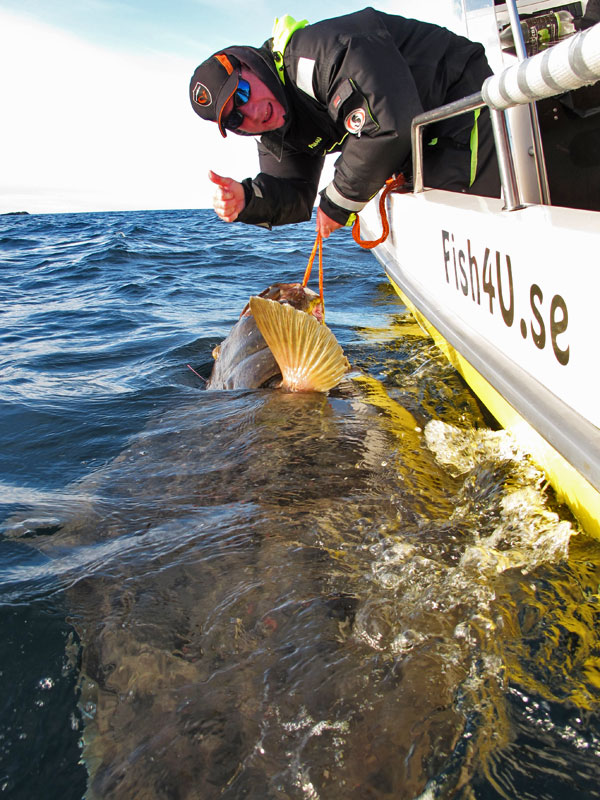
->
[208, 170, 231, 187]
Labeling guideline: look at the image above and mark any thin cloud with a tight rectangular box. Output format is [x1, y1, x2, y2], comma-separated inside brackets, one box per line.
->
[0, 9, 257, 213]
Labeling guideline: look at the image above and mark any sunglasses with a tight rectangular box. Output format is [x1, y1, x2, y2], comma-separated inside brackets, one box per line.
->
[223, 77, 251, 132]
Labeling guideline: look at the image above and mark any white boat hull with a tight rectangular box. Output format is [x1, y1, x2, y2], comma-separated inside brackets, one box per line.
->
[360, 188, 600, 536]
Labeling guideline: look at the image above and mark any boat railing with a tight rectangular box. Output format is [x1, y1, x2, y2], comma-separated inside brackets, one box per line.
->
[410, 20, 600, 211]
[502, 0, 551, 204]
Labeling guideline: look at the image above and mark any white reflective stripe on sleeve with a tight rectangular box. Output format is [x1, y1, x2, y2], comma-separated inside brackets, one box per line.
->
[325, 182, 368, 212]
[296, 57, 316, 99]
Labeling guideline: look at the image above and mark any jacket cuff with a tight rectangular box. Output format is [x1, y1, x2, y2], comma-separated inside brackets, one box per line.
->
[236, 178, 273, 229]
[319, 182, 368, 225]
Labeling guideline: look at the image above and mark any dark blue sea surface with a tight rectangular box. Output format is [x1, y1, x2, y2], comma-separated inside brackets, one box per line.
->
[1, 208, 600, 799]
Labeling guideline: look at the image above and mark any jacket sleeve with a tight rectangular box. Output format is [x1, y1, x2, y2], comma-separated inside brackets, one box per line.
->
[236, 142, 324, 228]
[317, 34, 424, 225]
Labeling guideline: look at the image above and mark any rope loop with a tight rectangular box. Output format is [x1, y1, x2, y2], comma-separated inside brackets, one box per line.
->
[352, 174, 407, 249]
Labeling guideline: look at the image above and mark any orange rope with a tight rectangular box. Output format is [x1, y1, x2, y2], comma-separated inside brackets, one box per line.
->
[302, 233, 323, 286]
[301, 231, 324, 314]
[352, 174, 406, 249]
[318, 232, 323, 304]
[300, 175, 405, 314]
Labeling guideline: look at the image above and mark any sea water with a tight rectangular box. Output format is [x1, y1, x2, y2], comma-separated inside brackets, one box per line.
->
[1, 208, 599, 799]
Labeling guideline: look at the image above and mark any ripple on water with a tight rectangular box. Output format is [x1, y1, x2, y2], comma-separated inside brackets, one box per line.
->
[1, 209, 598, 800]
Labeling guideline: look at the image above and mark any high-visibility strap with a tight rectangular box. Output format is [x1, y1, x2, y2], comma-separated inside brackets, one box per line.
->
[271, 15, 309, 83]
[469, 109, 481, 187]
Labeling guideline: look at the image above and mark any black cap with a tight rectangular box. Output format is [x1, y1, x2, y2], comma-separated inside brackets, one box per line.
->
[189, 51, 242, 137]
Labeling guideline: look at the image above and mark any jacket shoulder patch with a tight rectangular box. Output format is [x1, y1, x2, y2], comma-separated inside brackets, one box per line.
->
[328, 79, 379, 136]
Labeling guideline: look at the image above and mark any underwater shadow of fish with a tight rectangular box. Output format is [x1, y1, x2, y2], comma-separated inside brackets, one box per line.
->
[4, 337, 581, 798]
[206, 282, 350, 392]
[3, 380, 475, 800]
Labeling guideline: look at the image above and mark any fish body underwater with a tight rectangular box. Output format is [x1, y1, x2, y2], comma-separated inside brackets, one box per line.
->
[4, 371, 591, 800]
[207, 283, 350, 392]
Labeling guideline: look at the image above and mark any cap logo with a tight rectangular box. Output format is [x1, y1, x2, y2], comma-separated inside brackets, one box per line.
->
[193, 82, 212, 107]
[345, 108, 366, 135]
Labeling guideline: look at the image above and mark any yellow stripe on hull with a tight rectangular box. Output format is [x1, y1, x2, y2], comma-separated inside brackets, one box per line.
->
[388, 276, 600, 539]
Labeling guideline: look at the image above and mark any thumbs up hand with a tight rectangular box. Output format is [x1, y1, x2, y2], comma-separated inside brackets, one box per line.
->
[209, 171, 246, 223]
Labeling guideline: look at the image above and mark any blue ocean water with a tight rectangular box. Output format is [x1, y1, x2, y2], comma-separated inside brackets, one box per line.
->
[1, 208, 600, 799]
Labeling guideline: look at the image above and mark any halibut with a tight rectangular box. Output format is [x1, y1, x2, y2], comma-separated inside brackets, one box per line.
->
[207, 282, 349, 392]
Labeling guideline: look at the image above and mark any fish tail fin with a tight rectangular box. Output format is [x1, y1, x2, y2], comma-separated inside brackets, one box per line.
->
[249, 296, 350, 392]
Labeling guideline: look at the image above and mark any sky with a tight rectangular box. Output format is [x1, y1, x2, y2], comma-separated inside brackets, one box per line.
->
[0, 0, 460, 214]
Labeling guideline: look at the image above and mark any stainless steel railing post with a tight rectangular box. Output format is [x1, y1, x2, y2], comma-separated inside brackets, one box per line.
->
[490, 108, 522, 210]
[412, 119, 425, 195]
[505, 0, 552, 204]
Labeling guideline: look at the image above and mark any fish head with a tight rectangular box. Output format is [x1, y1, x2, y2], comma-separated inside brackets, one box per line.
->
[240, 283, 324, 323]
[207, 283, 347, 392]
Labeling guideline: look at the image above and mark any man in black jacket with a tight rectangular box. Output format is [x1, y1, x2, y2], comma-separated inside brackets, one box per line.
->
[189, 8, 500, 237]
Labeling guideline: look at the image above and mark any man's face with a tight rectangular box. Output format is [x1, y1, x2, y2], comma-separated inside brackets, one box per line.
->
[221, 66, 286, 134]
